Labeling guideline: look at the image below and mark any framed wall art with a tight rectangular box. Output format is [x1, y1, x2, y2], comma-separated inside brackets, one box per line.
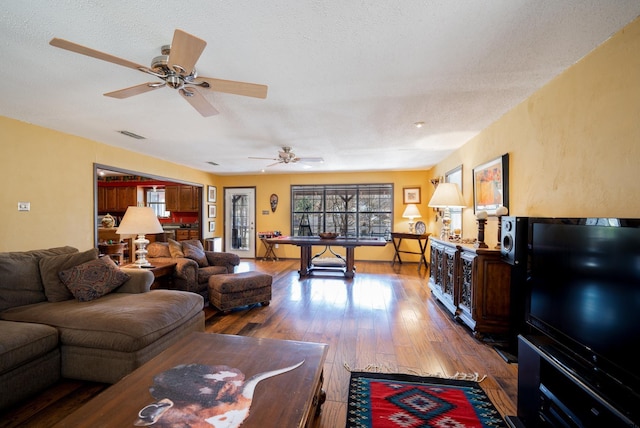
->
[472, 153, 509, 215]
[403, 187, 421, 204]
[209, 221, 216, 232]
[208, 205, 216, 218]
[207, 185, 217, 203]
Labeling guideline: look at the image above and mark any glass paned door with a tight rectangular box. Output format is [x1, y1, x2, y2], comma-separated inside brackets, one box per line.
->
[224, 187, 255, 258]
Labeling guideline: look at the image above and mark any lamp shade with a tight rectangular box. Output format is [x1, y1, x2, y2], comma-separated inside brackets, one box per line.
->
[116, 207, 164, 235]
[428, 183, 465, 208]
[402, 204, 422, 219]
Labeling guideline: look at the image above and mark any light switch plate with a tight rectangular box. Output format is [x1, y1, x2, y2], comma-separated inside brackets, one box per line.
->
[18, 202, 30, 211]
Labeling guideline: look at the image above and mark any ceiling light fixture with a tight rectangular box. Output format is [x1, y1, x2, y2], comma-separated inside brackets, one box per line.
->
[414, 122, 425, 128]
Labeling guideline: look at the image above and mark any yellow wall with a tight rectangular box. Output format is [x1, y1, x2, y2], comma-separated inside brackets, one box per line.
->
[218, 171, 428, 260]
[2, 16, 639, 258]
[428, 16, 640, 247]
[0, 118, 220, 252]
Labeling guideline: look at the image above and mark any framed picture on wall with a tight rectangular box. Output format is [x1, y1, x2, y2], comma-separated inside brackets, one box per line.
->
[472, 153, 509, 215]
[208, 205, 216, 218]
[207, 186, 217, 203]
[403, 187, 421, 204]
[209, 221, 216, 232]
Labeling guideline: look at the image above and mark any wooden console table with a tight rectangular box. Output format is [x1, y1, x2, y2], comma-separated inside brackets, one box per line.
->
[265, 236, 387, 278]
[390, 232, 430, 272]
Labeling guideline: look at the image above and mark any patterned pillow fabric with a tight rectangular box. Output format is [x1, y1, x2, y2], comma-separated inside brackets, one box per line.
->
[39, 248, 99, 302]
[168, 238, 185, 258]
[182, 240, 209, 267]
[58, 256, 130, 302]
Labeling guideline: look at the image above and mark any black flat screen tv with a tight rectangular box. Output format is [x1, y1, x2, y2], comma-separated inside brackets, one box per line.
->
[527, 217, 640, 416]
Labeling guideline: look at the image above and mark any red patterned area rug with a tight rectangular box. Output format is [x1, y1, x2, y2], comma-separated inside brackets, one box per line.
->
[346, 372, 507, 428]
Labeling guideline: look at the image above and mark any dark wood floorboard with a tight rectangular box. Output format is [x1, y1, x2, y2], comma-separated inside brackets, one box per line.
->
[0, 259, 518, 427]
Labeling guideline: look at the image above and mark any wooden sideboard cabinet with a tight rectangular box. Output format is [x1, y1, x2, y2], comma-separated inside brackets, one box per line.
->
[428, 237, 511, 339]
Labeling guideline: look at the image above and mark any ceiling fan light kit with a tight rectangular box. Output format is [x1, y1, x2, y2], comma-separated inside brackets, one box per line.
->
[249, 146, 324, 168]
[49, 29, 268, 117]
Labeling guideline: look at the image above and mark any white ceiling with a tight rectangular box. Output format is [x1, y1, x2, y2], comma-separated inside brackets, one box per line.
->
[2, 2, 639, 175]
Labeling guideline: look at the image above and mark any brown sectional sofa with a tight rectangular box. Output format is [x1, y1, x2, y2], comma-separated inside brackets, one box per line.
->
[0, 246, 205, 411]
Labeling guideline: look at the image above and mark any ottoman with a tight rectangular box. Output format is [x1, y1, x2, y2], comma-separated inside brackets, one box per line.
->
[208, 271, 272, 312]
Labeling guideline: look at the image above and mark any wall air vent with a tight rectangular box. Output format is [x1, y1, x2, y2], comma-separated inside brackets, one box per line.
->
[117, 130, 146, 140]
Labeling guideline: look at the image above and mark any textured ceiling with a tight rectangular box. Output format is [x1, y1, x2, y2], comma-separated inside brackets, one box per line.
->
[1, 2, 639, 175]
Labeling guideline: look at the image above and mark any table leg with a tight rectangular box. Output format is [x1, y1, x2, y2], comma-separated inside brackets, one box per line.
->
[392, 237, 403, 265]
[345, 247, 355, 278]
[299, 245, 312, 277]
[417, 239, 428, 272]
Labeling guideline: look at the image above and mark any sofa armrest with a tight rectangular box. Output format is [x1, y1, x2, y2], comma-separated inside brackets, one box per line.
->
[205, 251, 240, 273]
[115, 268, 154, 293]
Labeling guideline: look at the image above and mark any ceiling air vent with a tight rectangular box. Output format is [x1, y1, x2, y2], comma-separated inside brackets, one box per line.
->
[117, 130, 146, 140]
[206, 161, 219, 166]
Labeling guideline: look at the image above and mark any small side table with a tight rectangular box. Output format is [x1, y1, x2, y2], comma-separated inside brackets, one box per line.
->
[391, 232, 431, 272]
[260, 238, 279, 261]
[122, 261, 177, 289]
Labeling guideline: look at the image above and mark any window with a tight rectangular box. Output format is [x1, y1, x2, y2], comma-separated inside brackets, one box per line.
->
[291, 184, 393, 239]
[146, 188, 169, 218]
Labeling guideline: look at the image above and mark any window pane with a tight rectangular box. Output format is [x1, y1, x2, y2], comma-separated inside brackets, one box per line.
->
[291, 184, 393, 238]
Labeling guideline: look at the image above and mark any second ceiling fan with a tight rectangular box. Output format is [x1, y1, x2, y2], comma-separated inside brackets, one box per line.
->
[49, 29, 268, 117]
[249, 146, 324, 167]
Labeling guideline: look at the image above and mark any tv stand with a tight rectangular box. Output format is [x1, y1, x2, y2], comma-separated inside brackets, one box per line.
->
[514, 335, 637, 427]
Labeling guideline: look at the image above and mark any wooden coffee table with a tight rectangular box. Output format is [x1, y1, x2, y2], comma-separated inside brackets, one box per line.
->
[121, 261, 177, 289]
[54, 332, 328, 427]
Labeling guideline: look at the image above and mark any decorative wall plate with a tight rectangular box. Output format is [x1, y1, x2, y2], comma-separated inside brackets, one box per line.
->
[415, 221, 426, 235]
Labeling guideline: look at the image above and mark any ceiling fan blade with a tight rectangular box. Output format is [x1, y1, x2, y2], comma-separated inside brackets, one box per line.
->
[104, 83, 164, 99]
[266, 161, 282, 167]
[179, 88, 219, 117]
[168, 29, 206, 75]
[248, 156, 279, 161]
[49, 38, 147, 71]
[297, 157, 325, 163]
[198, 77, 268, 99]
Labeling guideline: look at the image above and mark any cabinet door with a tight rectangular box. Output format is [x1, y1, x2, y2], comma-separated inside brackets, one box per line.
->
[117, 186, 137, 211]
[189, 230, 200, 240]
[104, 187, 118, 212]
[176, 230, 190, 241]
[165, 186, 179, 211]
[457, 251, 476, 330]
[97, 187, 107, 212]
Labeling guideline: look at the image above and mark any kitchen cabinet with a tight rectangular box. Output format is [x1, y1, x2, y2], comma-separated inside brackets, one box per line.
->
[428, 237, 511, 339]
[166, 185, 201, 212]
[98, 186, 137, 213]
[176, 229, 200, 241]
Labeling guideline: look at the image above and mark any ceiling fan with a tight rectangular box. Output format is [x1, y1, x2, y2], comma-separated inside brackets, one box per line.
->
[249, 146, 324, 167]
[49, 29, 267, 117]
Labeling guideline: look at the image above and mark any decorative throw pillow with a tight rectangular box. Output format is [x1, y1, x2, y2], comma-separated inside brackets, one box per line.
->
[58, 256, 130, 302]
[182, 240, 209, 267]
[39, 248, 99, 302]
[168, 238, 185, 258]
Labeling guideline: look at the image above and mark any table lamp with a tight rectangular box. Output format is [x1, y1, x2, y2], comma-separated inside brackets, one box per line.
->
[116, 206, 164, 267]
[428, 182, 465, 240]
[402, 204, 422, 233]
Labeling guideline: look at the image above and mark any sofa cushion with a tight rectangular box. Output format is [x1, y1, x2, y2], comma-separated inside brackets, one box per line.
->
[0, 246, 78, 312]
[59, 257, 130, 302]
[0, 320, 59, 374]
[182, 240, 209, 267]
[147, 242, 171, 258]
[0, 291, 204, 352]
[168, 239, 185, 258]
[39, 248, 99, 302]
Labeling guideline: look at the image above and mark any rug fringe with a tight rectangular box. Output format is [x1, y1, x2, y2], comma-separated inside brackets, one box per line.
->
[343, 362, 487, 383]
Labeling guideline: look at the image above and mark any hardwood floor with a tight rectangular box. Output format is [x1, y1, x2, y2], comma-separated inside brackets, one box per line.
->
[0, 259, 518, 427]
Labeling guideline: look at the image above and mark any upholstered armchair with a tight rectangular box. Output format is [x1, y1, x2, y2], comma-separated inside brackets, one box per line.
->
[147, 239, 240, 298]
